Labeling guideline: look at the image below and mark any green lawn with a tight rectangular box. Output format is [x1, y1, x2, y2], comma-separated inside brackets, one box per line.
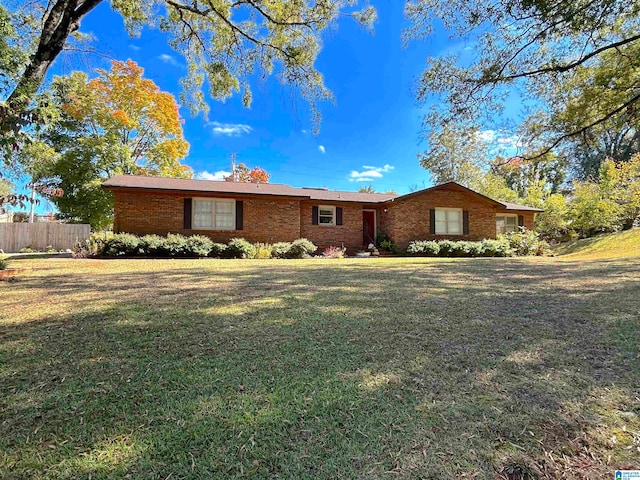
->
[1, 255, 639, 479]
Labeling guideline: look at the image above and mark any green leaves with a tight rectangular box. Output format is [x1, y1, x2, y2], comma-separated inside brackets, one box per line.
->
[407, 0, 640, 153]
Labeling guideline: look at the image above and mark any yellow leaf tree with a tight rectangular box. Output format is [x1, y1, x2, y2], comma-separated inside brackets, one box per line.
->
[33, 60, 191, 229]
[62, 59, 191, 178]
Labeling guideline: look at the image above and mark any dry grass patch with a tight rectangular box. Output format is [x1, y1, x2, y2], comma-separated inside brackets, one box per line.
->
[1, 256, 639, 479]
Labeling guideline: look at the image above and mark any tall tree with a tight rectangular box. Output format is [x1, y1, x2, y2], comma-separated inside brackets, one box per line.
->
[358, 185, 376, 193]
[36, 61, 192, 228]
[0, 0, 375, 141]
[407, 0, 640, 155]
[418, 124, 487, 186]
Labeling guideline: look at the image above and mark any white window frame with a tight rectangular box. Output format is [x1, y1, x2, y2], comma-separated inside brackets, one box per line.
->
[496, 214, 519, 234]
[318, 205, 336, 226]
[434, 208, 463, 235]
[192, 197, 236, 231]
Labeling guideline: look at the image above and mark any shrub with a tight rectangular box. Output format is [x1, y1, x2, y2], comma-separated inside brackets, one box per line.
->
[0, 257, 7, 270]
[209, 243, 228, 258]
[19, 246, 37, 253]
[45, 245, 57, 253]
[287, 238, 317, 259]
[322, 245, 345, 258]
[480, 239, 512, 257]
[501, 230, 549, 256]
[436, 240, 456, 257]
[271, 242, 292, 259]
[226, 238, 256, 259]
[140, 234, 165, 256]
[102, 233, 142, 256]
[74, 231, 114, 258]
[185, 235, 214, 257]
[251, 243, 273, 259]
[406, 240, 440, 256]
[379, 239, 399, 254]
[159, 233, 190, 257]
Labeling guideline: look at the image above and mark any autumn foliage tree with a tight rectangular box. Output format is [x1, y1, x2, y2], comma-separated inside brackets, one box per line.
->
[35, 60, 191, 229]
[224, 164, 271, 183]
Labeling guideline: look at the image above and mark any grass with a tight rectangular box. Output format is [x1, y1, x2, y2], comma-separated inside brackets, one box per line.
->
[552, 228, 640, 260]
[1, 253, 639, 479]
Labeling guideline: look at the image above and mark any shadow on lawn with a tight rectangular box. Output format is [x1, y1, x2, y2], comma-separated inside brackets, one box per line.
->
[1, 258, 639, 479]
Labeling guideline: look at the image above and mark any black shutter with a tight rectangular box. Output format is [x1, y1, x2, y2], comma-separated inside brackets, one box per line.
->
[312, 206, 319, 225]
[429, 209, 436, 234]
[236, 200, 244, 230]
[336, 207, 343, 225]
[184, 198, 192, 229]
[518, 215, 524, 228]
[463, 210, 470, 235]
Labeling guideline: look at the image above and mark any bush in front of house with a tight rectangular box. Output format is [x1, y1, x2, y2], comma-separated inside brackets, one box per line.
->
[286, 238, 317, 259]
[479, 239, 512, 257]
[251, 243, 273, 259]
[103, 233, 142, 256]
[406, 240, 440, 256]
[99, 234, 318, 259]
[225, 237, 256, 259]
[209, 243, 228, 258]
[500, 230, 549, 256]
[271, 242, 292, 259]
[406, 237, 516, 257]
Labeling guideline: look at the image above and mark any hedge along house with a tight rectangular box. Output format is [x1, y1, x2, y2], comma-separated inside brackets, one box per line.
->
[102, 175, 542, 252]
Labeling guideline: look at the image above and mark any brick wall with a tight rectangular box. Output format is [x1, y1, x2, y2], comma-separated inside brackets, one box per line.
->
[112, 188, 537, 251]
[113, 190, 301, 243]
[300, 201, 364, 252]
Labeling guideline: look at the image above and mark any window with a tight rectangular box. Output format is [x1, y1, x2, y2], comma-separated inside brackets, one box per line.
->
[496, 215, 518, 234]
[318, 205, 335, 226]
[435, 208, 462, 235]
[192, 198, 235, 230]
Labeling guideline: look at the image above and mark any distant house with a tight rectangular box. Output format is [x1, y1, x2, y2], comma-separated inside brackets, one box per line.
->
[102, 175, 542, 251]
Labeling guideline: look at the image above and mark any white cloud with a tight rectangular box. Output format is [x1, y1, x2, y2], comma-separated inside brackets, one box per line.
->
[129, 44, 140, 51]
[477, 130, 497, 142]
[207, 121, 253, 136]
[158, 54, 179, 66]
[196, 170, 231, 181]
[318, 145, 326, 154]
[348, 164, 394, 182]
[301, 129, 308, 134]
[477, 130, 522, 149]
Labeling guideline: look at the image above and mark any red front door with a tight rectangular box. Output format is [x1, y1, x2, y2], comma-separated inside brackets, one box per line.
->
[363, 211, 375, 247]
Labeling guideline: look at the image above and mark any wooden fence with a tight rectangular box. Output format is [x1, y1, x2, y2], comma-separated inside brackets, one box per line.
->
[0, 223, 91, 253]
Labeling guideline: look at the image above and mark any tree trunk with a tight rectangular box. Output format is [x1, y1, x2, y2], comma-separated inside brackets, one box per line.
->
[6, 0, 103, 113]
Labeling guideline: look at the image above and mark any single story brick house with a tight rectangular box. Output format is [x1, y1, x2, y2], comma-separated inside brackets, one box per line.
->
[102, 175, 542, 252]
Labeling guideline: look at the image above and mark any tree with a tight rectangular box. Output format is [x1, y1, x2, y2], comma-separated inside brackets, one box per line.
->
[568, 181, 623, 237]
[0, 179, 13, 212]
[419, 124, 487, 186]
[0, 0, 375, 141]
[358, 185, 376, 193]
[601, 155, 640, 229]
[36, 60, 192, 229]
[535, 194, 570, 242]
[224, 163, 271, 183]
[489, 153, 567, 197]
[525, 40, 640, 174]
[407, 0, 640, 155]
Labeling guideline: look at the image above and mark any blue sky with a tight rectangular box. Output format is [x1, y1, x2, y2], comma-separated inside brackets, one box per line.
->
[21, 2, 515, 213]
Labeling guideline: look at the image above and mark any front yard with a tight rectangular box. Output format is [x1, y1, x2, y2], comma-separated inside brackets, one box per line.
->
[1, 256, 638, 479]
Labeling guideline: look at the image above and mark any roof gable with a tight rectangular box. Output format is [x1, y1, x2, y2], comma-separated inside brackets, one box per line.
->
[391, 182, 543, 212]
